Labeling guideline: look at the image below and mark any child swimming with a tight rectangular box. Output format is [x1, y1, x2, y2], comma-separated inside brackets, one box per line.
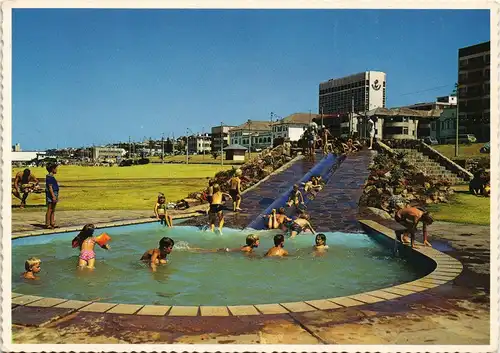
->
[140, 237, 175, 272]
[219, 234, 260, 253]
[288, 213, 316, 238]
[313, 233, 329, 251]
[72, 224, 111, 269]
[265, 234, 288, 257]
[154, 193, 173, 227]
[23, 257, 41, 280]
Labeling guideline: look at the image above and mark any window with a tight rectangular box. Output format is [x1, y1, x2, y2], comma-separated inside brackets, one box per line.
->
[402, 127, 409, 135]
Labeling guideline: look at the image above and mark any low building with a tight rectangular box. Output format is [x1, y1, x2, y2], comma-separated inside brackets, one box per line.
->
[223, 144, 247, 161]
[187, 134, 211, 154]
[11, 151, 47, 162]
[229, 120, 272, 151]
[91, 147, 127, 161]
[404, 95, 457, 111]
[429, 107, 466, 143]
[366, 107, 441, 140]
[273, 113, 319, 141]
[211, 125, 235, 154]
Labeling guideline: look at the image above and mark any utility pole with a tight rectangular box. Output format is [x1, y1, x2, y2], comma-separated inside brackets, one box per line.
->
[270, 112, 274, 148]
[186, 129, 189, 165]
[220, 122, 224, 166]
[202, 127, 205, 159]
[455, 82, 459, 157]
[247, 119, 252, 159]
[321, 107, 324, 128]
[349, 94, 354, 137]
[128, 136, 131, 158]
[161, 133, 164, 163]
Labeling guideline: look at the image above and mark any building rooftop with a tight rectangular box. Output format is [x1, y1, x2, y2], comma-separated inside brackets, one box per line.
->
[366, 107, 442, 118]
[223, 144, 248, 151]
[275, 113, 320, 125]
[229, 120, 271, 132]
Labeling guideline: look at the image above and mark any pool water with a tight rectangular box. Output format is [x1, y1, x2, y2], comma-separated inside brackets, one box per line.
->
[12, 224, 424, 306]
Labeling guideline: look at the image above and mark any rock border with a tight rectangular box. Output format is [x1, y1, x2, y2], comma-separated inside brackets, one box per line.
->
[11, 219, 463, 318]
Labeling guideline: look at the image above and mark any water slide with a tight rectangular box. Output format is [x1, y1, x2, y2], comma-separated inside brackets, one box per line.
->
[246, 153, 345, 230]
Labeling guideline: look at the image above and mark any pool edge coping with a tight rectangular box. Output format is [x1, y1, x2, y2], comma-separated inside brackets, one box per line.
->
[11, 219, 464, 318]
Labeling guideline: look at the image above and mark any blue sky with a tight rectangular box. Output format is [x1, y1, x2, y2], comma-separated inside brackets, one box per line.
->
[13, 9, 490, 150]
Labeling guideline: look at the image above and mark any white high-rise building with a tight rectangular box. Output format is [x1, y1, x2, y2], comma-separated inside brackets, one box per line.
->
[319, 71, 386, 115]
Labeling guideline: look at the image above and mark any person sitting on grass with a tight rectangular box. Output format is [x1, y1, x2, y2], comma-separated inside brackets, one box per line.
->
[394, 206, 434, 248]
[140, 237, 174, 272]
[287, 213, 317, 238]
[264, 207, 292, 229]
[23, 257, 41, 280]
[208, 184, 232, 234]
[12, 168, 40, 209]
[469, 169, 486, 196]
[154, 193, 173, 227]
[265, 234, 289, 257]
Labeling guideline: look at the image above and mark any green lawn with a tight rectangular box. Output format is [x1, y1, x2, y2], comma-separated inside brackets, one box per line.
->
[12, 164, 235, 211]
[427, 185, 490, 225]
[150, 152, 260, 164]
[432, 143, 486, 159]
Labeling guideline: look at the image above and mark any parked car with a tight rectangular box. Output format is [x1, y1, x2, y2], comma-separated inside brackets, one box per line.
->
[480, 142, 490, 154]
[422, 137, 438, 145]
[444, 134, 477, 144]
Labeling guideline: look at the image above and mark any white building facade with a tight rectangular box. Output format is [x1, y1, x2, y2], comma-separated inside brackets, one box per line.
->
[229, 120, 272, 151]
[187, 134, 211, 154]
[319, 71, 386, 115]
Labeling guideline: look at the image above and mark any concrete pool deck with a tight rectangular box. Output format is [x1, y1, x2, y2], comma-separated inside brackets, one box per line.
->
[9, 150, 493, 344]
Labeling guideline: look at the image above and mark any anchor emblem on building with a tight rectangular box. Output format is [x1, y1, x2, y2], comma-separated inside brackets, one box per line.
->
[372, 79, 381, 91]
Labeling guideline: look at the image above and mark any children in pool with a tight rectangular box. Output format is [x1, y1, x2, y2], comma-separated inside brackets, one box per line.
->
[23, 257, 41, 280]
[141, 237, 175, 272]
[72, 224, 111, 269]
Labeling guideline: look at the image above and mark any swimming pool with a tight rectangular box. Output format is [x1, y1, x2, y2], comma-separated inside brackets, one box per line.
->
[12, 223, 425, 306]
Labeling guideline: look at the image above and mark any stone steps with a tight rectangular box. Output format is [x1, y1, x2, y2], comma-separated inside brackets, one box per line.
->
[394, 148, 465, 184]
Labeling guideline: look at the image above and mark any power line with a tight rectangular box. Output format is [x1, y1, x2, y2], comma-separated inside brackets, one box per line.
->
[398, 84, 453, 96]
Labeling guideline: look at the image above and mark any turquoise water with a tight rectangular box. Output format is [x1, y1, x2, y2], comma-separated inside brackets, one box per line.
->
[12, 223, 423, 306]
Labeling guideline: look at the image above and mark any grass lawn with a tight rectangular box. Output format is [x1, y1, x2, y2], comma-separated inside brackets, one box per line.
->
[427, 185, 490, 225]
[150, 152, 260, 164]
[12, 164, 236, 211]
[432, 143, 487, 159]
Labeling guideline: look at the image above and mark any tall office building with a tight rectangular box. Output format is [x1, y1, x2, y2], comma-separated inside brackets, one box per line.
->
[458, 41, 490, 141]
[319, 71, 386, 115]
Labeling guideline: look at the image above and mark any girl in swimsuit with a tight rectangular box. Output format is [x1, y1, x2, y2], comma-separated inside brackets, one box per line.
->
[72, 224, 110, 269]
[154, 194, 173, 227]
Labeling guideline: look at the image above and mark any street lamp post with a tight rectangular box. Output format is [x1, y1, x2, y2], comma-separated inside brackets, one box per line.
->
[161, 133, 164, 164]
[270, 112, 274, 148]
[186, 129, 189, 165]
[455, 83, 460, 157]
[247, 119, 252, 158]
[220, 122, 224, 166]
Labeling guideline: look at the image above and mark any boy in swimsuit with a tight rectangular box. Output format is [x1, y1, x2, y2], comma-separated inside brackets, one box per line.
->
[229, 169, 243, 211]
[286, 184, 304, 208]
[395, 206, 434, 248]
[206, 179, 215, 204]
[289, 213, 316, 238]
[12, 168, 39, 208]
[23, 257, 41, 280]
[209, 184, 232, 233]
[264, 208, 292, 229]
[140, 237, 175, 272]
[265, 234, 288, 257]
[219, 234, 260, 253]
[45, 163, 59, 229]
[154, 193, 173, 227]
